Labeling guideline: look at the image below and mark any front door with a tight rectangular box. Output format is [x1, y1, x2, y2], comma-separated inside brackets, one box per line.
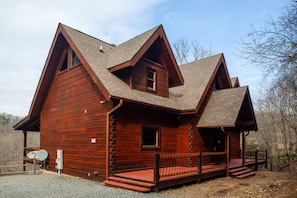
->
[210, 131, 225, 164]
[210, 131, 225, 152]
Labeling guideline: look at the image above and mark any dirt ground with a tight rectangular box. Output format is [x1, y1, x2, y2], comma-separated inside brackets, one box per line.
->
[161, 170, 297, 198]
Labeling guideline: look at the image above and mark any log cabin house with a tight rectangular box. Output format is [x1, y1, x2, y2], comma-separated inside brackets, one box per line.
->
[14, 23, 266, 192]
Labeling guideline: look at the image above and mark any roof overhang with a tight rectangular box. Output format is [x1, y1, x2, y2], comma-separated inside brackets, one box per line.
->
[13, 116, 40, 132]
[197, 86, 258, 131]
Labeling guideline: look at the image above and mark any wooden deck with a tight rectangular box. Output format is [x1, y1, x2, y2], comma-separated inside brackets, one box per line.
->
[105, 158, 267, 192]
[113, 164, 226, 183]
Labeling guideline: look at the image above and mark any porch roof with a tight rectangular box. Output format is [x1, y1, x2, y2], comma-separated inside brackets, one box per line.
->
[197, 86, 257, 131]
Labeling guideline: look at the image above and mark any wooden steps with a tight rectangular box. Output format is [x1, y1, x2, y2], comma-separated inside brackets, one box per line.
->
[104, 176, 155, 193]
[229, 167, 255, 179]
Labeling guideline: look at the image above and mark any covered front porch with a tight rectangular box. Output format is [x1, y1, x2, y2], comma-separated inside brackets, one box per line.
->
[104, 150, 267, 192]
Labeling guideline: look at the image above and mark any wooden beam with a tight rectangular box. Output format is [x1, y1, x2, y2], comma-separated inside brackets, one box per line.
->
[226, 133, 230, 177]
[22, 130, 27, 171]
[242, 131, 246, 167]
[221, 127, 230, 177]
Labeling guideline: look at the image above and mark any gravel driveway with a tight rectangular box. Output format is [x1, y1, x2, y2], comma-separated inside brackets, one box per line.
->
[0, 171, 173, 198]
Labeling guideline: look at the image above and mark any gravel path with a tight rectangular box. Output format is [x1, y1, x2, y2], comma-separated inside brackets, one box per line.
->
[0, 171, 174, 198]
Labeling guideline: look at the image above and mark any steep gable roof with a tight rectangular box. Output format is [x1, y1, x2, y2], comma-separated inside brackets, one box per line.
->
[107, 25, 184, 87]
[107, 26, 159, 69]
[61, 24, 181, 110]
[231, 77, 240, 87]
[170, 54, 227, 111]
[197, 86, 257, 131]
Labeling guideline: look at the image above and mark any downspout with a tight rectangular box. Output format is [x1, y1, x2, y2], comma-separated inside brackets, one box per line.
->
[221, 126, 230, 177]
[106, 99, 123, 180]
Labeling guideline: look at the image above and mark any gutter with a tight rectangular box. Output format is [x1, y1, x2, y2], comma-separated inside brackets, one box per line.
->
[105, 99, 123, 180]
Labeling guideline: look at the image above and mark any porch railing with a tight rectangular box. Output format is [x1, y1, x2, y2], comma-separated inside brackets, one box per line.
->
[154, 152, 226, 183]
[245, 149, 268, 170]
[0, 158, 40, 175]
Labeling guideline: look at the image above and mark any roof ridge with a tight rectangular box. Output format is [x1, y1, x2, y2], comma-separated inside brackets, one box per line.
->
[179, 53, 223, 67]
[59, 23, 116, 47]
[116, 24, 161, 47]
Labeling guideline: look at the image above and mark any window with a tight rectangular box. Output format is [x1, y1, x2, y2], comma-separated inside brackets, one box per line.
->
[141, 126, 160, 149]
[72, 52, 81, 66]
[59, 52, 68, 72]
[147, 68, 156, 91]
[58, 48, 81, 73]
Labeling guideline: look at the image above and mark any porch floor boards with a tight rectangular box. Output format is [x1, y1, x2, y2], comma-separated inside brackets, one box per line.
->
[114, 164, 227, 183]
[113, 158, 260, 183]
[106, 158, 266, 192]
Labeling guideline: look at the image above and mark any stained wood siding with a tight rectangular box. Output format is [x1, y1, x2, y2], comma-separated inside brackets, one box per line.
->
[40, 65, 111, 181]
[132, 59, 169, 97]
[113, 105, 177, 171]
[230, 132, 240, 159]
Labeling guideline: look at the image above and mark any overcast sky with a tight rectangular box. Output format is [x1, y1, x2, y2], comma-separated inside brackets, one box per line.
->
[0, 0, 285, 116]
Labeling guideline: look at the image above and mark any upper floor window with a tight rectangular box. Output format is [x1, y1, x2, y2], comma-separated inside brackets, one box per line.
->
[147, 68, 156, 91]
[72, 52, 81, 66]
[59, 48, 81, 73]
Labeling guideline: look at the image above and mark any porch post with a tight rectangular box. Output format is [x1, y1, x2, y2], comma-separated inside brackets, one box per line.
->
[242, 131, 246, 167]
[154, 153, 160, 184]
[22, 130, 27, 172]
[226, 133, 230, 177]
[221, 127, 229, 177]
[198, 151, 202, 174]
[265, 149, 268, 169]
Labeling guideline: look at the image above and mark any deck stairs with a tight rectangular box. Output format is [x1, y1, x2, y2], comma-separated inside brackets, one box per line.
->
[229, 166, 255, 179]
[103, 176, 155, 193]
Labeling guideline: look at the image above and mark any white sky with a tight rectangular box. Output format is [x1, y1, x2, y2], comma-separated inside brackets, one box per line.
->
[0, 0, 285, 116]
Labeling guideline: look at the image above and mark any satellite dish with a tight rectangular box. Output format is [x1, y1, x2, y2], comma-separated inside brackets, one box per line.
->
[35, 149, 48, 161]
[27, 151, 36, 159]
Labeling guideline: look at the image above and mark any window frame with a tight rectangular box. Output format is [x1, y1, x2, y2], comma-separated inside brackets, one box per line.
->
[146, 67, 157, 92]
[58, 49, 69, 73]
[141, 125, 161, 150]
[58, 47, 82, 74]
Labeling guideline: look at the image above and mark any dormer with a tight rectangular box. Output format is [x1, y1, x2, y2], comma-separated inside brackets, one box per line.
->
[210, 61, 232, 91]
[108, 25, 184, 98]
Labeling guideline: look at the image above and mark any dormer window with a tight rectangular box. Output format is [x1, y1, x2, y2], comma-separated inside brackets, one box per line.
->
[147, 68, 156, 91]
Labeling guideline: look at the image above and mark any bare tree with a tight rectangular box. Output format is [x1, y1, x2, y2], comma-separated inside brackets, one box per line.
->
[240, 1, 297, 170]
[238, 1, 297, 76]
[173, 37, 190, 65]
[173, 38, 216, 65]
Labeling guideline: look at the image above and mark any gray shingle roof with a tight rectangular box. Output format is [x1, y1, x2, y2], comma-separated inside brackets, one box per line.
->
[170, 54, 222, 111]
[62, 24, 242, 114]
[107, 26, 160, 69]
[63, 24, 228, 111]
[197, 86, 248, 128]
[230, 77, 239, 87]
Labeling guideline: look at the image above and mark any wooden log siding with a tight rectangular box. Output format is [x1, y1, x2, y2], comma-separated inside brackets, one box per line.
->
[113, 105, 178, 172]
[41, 65, 111, 181]
[132, 59, 169, 97]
